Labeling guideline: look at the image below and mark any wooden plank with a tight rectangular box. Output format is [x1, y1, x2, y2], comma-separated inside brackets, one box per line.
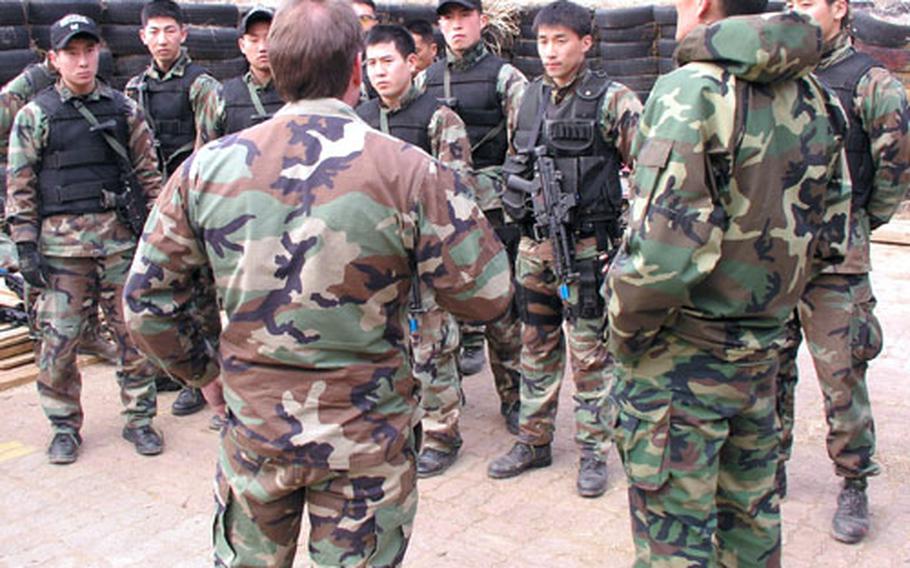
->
[0, 340, 33, 359]
[0, 352, 34, 370]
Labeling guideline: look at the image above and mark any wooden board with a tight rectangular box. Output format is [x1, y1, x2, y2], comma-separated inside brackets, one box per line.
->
[0, 351, 34, 370]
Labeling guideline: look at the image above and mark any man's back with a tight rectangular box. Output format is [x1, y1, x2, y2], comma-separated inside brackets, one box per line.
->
[608, 11, 851, 362]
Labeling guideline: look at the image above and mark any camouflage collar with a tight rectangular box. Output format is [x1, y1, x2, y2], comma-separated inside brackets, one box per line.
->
[56, 79, 111, 103]
[276, 97, 360, 121]
[380, 84, 420, 112]
[147, 48, 193, 81]
[818, 32, 853, 71]
[446, 41, 488, 72]
[543, 63, 589, 105]
[244, 70, 273, 90]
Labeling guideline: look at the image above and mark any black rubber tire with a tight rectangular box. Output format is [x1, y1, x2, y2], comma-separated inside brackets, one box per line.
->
[0, 48, 39, 84]
[102, 0, 143, 25]
[613, 74, 657, 92]
[385, 4, 437, 25]
[594, 6, 654, 30]
[852, 10, 910, 49]
[652, 5, 676, 25]
[194, 56, 247, 81]
[766, 1, 786, 12]
[98, 47, 114, 79]
[600, 23, 656, 43]
[512, 39, 539, 58]
[519, 6, 542, 27]
[183, 3, 239, 27]
[185, 26, 240, 60]
[0, 0, 26, 26]
[510, 56, 543, 80]
[27, 0, 102, 25]
[519, 22, 535, 40]
[29, 24, 51, 50]
[854, 39, 910, 74]
[106, 74, 130, 90]
[658, 57, 676, 75]
[0, 24, 28, 49]
[658, 38, 677, 58]
[600, 41, 653, 61]
[603, 57, 658, 77]
[101, 24, 145, 56]
[113, 53, 148, 77]
[660, 24, 677, 40]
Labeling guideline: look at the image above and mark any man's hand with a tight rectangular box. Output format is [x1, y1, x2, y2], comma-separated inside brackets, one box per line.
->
[16, 242, 47, 287]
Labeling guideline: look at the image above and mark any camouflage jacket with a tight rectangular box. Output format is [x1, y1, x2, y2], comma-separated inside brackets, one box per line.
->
[606, 12, 851, 364]
[124, 97, 513, 467]
[366, 84, 477, 199]
[820, 33, 910, 274]
[512, 65, 642, 166]
[124, 50, 222, 155]
[5, 80, 162, 257]
[1, 62, 56, 198]
[416, 42, 528, 211]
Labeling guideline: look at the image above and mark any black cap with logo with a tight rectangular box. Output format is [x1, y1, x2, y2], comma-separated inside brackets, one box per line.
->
[239, 5, 275, 34]
[436, 0, 482, 15]
[50, 14, 102, 50]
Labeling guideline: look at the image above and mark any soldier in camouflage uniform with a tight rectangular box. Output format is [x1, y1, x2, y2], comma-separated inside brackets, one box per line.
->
[356, 24, 478, 478]
[214, 6, 283, 138]
[605, 2, 852, 565]
[779, 0, 910, 544]
[125, 0, 222, 415]
[1, 58, 119, 363]
[487, 0, 641, 499]
[124, 1, 512, 565]
[417, 0, 527, 434]
[6, 15, 164, 464]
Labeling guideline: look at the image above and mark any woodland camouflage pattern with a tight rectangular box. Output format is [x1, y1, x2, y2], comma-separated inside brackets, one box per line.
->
[124, 97, 512, 564]
[515, 67, 641, 457]
[777, 31, 910, 482]
[5, 80, 163, 435]
[605, 12, 851, 567]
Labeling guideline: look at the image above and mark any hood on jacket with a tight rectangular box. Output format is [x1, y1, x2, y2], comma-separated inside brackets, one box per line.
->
[676, 10, 824, 84]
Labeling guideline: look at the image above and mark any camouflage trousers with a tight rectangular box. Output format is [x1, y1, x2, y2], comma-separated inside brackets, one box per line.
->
[613, 334, 781, 567]
[777, 272, 882, 479]
[411, 304, 462, 453]
[214, 427, 418, 567]
[515, 237, 613, 455]
[35, 250, 157, 434]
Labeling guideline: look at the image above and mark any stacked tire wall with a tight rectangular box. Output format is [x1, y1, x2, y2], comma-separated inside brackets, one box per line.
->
[0, 0, 247, 89]
[2, 1, 909, 103]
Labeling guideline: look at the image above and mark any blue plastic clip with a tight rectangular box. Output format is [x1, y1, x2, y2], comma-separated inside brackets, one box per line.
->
[559, 283, 569, 301]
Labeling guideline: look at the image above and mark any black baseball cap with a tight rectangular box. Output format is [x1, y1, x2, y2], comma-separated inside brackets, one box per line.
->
[239, 5, 275, 33]
[50, 14, 102, 50]
[436, 0, 482, 15]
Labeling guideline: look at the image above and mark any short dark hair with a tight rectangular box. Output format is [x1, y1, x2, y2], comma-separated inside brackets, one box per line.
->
[270, 0, 363, 101]
[532, 0, 593, 38]
[718, 0, 769, 17]
[141, 0, 185, 26]
[351, 0, 376, 11]
[405, 19, 435, 44]
[365, 24, 416, 57]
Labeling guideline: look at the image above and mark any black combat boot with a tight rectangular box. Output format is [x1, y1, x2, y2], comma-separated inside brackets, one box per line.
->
[832, 478, 869, 544]
[155, 375, 182, 392]
[47, 432, 81, 465]
[122, 425, 164, 456]
[416, 447, 459, 478]
[577, 455, 608, 498]
[500, 400, 519, 435]
[457, 344, 486, 376]
[487, 442, 551, 479]
[172, 387, 206, 416]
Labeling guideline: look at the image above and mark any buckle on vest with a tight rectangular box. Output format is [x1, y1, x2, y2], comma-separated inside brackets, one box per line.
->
[101, 189, 120, 210]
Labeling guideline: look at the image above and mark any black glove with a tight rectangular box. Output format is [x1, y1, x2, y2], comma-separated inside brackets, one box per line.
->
[16, 242, 47, 288]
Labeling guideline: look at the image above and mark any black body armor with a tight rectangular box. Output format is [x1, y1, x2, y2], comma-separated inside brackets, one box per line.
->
[221, 76, 283, 135]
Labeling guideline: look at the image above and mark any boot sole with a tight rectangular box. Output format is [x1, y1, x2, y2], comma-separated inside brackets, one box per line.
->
[831, 528, 867, 544]
[122, 430, 164, 456]
[577, 485, 607, 498]
[171, 402, 207, 416]
[48, 453, 78, 465]
[487, 457, 552, 479]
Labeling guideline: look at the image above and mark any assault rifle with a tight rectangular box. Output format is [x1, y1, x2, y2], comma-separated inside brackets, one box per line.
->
[506, 145, 578, 300]
[89, 119, 149, 237]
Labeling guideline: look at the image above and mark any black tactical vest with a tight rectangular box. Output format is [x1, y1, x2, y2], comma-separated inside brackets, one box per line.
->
[137, 62, 206, 172]
[513, 71, 623, 237]
[424, 52, 507, 169]
[221, 76, 284, 135]
[816, 51, 881, 211]
[33, 88, 131, 217]
[355, 91, 441, 154]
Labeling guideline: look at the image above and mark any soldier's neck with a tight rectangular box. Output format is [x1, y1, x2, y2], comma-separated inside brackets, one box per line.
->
[250, 67, 272, 86]
[63, 78, 96, 96]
